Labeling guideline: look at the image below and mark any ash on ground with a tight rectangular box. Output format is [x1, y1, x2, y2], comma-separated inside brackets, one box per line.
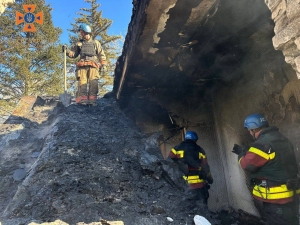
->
[0, 98, 264, 225]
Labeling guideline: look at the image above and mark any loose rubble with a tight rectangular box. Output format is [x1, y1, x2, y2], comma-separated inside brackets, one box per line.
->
[0, 97, 265, 225]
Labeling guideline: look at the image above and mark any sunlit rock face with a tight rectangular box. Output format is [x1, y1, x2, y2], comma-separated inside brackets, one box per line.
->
[0, 0, 14, 14]
[114, 0, 300, 217]
[265, 0, 300, 79]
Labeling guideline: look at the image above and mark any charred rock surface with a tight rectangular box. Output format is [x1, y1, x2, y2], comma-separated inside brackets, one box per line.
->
[0, 98, 264, 225]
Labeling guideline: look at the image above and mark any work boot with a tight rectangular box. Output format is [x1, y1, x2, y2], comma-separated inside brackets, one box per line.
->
[89, 95, 97, 106]
[78, 99, 89, 105]
[88, 100, 97, 106]
[76, 95, 88, 105]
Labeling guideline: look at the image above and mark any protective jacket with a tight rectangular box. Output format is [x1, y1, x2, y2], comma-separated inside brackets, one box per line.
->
[169, 140, 212, 189]
[238, 126, 300, 204]
[69, 38, 107, 68]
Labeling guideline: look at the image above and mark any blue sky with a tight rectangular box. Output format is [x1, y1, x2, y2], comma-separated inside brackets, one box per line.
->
[46, 0, 133, 44]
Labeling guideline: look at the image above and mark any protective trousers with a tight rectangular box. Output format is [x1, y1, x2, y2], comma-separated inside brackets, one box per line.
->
[76, 66, 100, 104]
[190, 187, 209, 205]
[183, 187, 209, 212]
[263, 201, 299, 225]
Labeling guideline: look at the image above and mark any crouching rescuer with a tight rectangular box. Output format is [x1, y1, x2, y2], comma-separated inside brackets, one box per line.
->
[65, 24, 107, 105]
[232, 114, 300, 225]
[168, 131, 213, 208]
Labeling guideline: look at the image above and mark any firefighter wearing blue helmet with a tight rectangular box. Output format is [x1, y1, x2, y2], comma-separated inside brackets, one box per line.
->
[168, 131, 213, 209]
[64, 24, 107, 106]
[79, 24, 92, 33]
[232, 114, 299, 225]
[185, 131, 198, 141]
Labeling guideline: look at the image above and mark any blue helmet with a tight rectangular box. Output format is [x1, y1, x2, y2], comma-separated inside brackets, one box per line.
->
[79, 24, 92, 33]
[244, 114, 269, 129]
[185, 131, 198, 141]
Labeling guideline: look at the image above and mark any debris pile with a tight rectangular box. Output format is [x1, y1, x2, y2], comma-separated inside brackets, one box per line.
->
[0, 97, 264, 225]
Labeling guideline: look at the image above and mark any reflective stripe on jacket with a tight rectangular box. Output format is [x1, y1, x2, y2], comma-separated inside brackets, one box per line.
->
[76, 60, 100, 68]
[253, 184, 300, 204]
[183, 175, 205, 189]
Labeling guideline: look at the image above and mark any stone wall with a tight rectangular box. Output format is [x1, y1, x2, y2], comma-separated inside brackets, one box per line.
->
[265, 0, 300, 79]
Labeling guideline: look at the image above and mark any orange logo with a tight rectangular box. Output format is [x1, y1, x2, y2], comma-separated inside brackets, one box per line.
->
[16, 5, 43, 32]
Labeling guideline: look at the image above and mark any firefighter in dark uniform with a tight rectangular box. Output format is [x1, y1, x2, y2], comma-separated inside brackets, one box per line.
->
[65, 24, 107, 106]
[232, 114, 299, 225]
[168, 131, 213, 207]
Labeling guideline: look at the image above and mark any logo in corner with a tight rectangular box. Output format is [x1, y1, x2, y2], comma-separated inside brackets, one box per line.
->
[16, 5, 43, 32]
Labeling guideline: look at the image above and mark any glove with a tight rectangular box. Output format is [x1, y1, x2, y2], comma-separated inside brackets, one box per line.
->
[207, 176, 213, 184]
[197, 171, 207, 180]
[232, 144, 243, 155]
[287, 178, 300, 190]
[62, 45, 71, 54]
[100, 64, 108, 73]
[62, 44, 67, 53]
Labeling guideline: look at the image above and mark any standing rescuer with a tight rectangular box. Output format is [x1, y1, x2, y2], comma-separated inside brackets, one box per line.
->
[232, 114, 300, 225]
[168, 131, 213, 208]
[65, 24, 107, 106]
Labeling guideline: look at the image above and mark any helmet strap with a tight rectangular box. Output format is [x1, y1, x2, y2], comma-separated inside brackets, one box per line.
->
[84, 34, 91, 40]
[251, 127, 263, 140]
[251, 130, 256, 140]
